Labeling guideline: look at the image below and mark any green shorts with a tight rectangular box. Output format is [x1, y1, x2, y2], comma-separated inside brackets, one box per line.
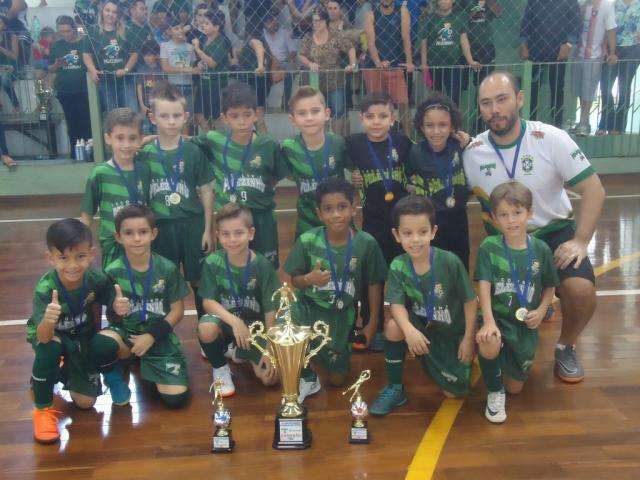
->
[100, 239, 123, 271]
[417, 330, 471, 397]
[198, 314, 265, 364]
[106, 325, 189, 387]
[153, 216, 205, 282]
[291, 300, 355, 375]
[250, 208, 279, 268]
[495, 317, 539, 382]
[31, 333, 102, 398]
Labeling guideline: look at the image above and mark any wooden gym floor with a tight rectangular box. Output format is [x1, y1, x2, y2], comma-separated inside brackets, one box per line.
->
[0, 175, 639, 480]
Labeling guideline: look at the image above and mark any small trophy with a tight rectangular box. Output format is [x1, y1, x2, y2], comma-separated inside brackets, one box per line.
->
[35, 78, 53, 121]
[249, 284, 331, 450]
[210, 379, 234, 453]
[342, 370, 372, 444]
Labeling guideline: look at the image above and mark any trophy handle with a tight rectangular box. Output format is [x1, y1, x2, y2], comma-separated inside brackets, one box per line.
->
[248, 321, 276, 365]
[304, 321, 332, 367]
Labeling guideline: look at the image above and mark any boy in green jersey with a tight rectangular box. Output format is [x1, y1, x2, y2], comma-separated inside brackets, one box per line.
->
[475, 182, 558, 424]
[140, 81, 215, 319]
[94, 204, 192, 409]
[28, 219, 126, 444]
[81, 108, 150, 269]
[197, 203, 281, 396]
[284, 178, 388, 402]
[369, 195, 478, 416]
[281, 86, 351, 238]
[191, 83, 288, 267]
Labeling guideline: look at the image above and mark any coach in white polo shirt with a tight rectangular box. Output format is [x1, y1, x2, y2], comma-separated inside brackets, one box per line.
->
[464, 71, 605, 383]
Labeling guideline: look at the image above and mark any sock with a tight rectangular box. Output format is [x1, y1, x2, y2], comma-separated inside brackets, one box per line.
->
[159, 390, 190, 409]
[88, 334, 120, 372]
[301, 366, 317, 382]
[385, 340, 406, 386]
[192, 286, 205, 320]
[32, 340, 63, 409]
[200, 337, 227, 369]
[479, 355, 504, 393]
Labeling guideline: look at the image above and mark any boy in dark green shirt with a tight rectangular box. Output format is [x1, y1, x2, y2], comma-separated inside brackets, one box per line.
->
[284, 178, 388, 402]
[369, 195, 477, 416]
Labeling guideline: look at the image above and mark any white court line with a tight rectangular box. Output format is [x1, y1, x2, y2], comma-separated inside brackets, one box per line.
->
[2, 291, 640, 327]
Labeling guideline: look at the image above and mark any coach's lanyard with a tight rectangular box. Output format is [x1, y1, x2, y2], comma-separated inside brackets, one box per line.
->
[488, 122, 525, 180]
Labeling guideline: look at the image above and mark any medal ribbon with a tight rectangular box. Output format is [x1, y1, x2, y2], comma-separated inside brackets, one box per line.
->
[323, 228, 353, 305]
[123, 254, 154, 323]
[112, 159, 142, 204]
[488, 122, 525, 180]
[301, 136, 332, 183]
[224, 251, 253, 311]
[366, 135, 395, 197]
[54, 272, 88, 317]
[156, 137, 184, 195]
[408, 248, 437, 322]
[502, 235, 534, 311]
[433, 142, 456, 201]
[222, 132, 253, 198]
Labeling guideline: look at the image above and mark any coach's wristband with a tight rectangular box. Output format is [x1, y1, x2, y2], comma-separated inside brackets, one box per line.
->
[148, 318, 172, 341]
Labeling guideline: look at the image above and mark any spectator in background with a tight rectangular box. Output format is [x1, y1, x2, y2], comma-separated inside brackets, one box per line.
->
[520, 0, 580, 128]
[0, 14, 19, 112]
[328, 0, 360, 114]
[596, 0, 640, 135]
[364, 0, 414, 134]
[299, 7, 357, 135]
[74, 0, 100, 28]
[0, 121, 15, 169]
[82, 0, 138, 112]
[136, 39, 163, 133]
[126, 0, 152, 58]
[419, 0, 480, 109]
[263, 10, 298, 109]
[202, 0, 241, 47]
[186, 3, 208, 45]
[49, 15, 91, 160]
[570, 0, 617, 136]
[287, 0, 317, 38]
[32, 27, 54, 79]
[354, 0, 372, 29]
[152, 0, 193, 25]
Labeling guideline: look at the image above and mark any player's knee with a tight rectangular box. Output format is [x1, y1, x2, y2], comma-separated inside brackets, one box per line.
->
[384, 319, 404, 341]
[478, 340, 500, 360]
[198, 322, 222, 343]
[328, 371, 348, 387]
[71, 392, 96, 410]
[560, 277, 596, 303]
[503, 378, 524, 395]
[159, 390, 190, 409]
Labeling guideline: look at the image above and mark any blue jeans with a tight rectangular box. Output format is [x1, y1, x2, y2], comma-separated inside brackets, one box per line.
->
[598, 44, 640, 132]
[327, 88, 346, 119]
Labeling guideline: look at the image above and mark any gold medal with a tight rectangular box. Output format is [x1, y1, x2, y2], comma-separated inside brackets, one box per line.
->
[168, 192, 181, 205]
[384, 191, 394, 202]
[515, 307, 528, 322]
[445, 196, 456, 208]
[229, 193, 237, 203]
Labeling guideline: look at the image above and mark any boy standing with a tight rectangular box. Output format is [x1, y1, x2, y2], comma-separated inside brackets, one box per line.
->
[140, 82, 215, 319]
[369, 195, 477, 415]
[28, 219, 126, 443]
[198, 204, 281, 396]
[282, 86, 350, 238]
[475, 182, 558, 423]
[81, 108, 150, 269]
[284, 178, 388, 401]
[94, 205, 191, 409]
[191, 83, 287, 267]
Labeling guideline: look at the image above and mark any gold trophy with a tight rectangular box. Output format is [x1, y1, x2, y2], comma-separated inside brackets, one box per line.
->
[210, 379, 234, 453]
[35, 78, 53, 122]
[342, 370, 372, 444]
[248, 283, 331, 449]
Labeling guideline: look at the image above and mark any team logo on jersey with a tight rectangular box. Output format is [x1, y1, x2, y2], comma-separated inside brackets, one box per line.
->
[166, 362, 181, 376]
[436, 23, 454, 46]
[152, 279, 165, 294]
[250, 155, 262, 168]
[435, 283, 444, 299]
[328, 155, 336, 169]
[531, 130, 545, 139]
[521, 154, 534, 174]
[247, 278, 256, 290]
[570, 149, 587, 162]
[470, 1, 487, 23]
[349, 257, 358, 270]
[531, 260, 540, 275]
[391, 148, 398, 162]
[480, 162, 496, 176]
[104, 39, 120, 59]
[63, 50, 80, 67]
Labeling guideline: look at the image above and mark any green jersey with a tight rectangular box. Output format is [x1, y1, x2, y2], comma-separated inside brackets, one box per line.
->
[385, 249, 476, 338]
[459, 0, 495, 50]
[140, 140, 214, 220]
[80, 160, 151, 248]
[202, 35, 231, 74]
[420, 11, 467, 66]
[105, 253, 190, 334]
[82, 26, 130, 72]
[281, 133, 350, 235]
[125, 21, 152, 57]
[474, 235, 559, 323]
[49, 39, 86, 94]
[199, 250, 280, 325]
[27, 268, 113, 343]
[284, 227, 388, 311]
[191, 132, 288, 211]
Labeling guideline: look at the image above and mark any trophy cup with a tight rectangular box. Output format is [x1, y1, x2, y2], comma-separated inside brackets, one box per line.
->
[35, 79, 53, 122]
[210, 379, 234, 453]
[342, 370, 372, 444]
[248, 284, 331, 450]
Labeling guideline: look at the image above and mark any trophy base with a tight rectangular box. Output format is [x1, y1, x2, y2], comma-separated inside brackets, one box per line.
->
[349, 421, 370, 444]
[273, 413, 312, 450]
[211, 430, 235, 453]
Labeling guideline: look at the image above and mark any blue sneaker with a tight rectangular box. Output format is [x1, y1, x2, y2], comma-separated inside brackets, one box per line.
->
[103, 368, 131, 406]
[369, 331, 386, 352]
[369, 384, 407, 416]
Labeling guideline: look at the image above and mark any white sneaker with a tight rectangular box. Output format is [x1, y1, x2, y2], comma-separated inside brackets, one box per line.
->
[485, 389, 507, 423]
[224, 345, 246, 364]
[212, 364, 236, 397]
[298, 376, 321, 403]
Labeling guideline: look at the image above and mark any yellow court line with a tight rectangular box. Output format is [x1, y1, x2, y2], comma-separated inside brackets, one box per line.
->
[404, 251, 640, 480]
